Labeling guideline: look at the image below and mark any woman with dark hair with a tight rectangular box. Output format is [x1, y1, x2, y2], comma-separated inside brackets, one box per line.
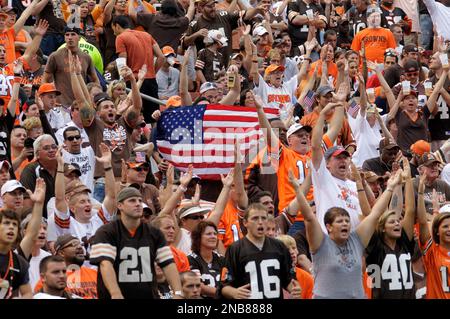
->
[188, 220, 225, 299]
[417, 174, 450, 299]
[365, 158, 417, 299]
[289, 168, 403, 298]
[240, 89, 255, 107]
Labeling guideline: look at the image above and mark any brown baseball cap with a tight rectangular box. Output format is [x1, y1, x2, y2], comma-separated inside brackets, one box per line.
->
[65, 180, 91, 196]
[363, 171, 386, 183]
[378, 138, 400, 152]
[418, 152, 441, 167]
[64, 163, 81, 177]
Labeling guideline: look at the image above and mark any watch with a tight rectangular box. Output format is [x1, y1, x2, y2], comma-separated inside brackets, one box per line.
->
[174, 291, 183, 297]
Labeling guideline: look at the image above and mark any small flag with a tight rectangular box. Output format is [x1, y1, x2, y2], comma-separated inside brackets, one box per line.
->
[347, 99, 360, 118]
[301, 90, 315, 113]
[135, 151, 146, 163]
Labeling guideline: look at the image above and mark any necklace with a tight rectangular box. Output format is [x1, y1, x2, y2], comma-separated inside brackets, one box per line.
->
[1, 251, 13, 280]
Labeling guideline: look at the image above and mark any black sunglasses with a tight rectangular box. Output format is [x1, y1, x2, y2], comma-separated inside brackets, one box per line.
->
[186, 215, 205, 220]
[66, 135, 81, 141]
[132, 166, 150, 172]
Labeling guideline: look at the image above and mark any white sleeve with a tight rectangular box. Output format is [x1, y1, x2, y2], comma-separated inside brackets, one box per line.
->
[253, 74, 269, 102]
[48, 208, 71, 241]
[423, 0, 437, 15]
[285, 74, 299, 97]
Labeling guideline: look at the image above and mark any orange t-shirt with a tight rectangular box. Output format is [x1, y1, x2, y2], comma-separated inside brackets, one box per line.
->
[170, 245, 190, 272]
[351, 27, 396, 64]
[217, 201, 243, 249]
[295, 267, 314, 299]
[34, 266, 98, 299]
[300, 109, 355, 147]
[0, 28, 17, 65]
[11, 154, 30, 179]
[308, 60, 338, 86]
[421, 239, 450, 299]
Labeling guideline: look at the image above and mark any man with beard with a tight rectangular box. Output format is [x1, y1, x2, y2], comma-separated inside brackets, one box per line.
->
[34, 234, 97, 299]
[43, 26, 99, 108]
[33, 255, 81, 299]
[362, 138, 401, 177]
[413, 153, 450, 215]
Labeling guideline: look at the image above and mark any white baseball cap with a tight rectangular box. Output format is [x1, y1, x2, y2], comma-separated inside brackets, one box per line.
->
[0, 160, 11, 171]
[199, 82, 218, 94]
[1, 180, 26, 196]
[252, 25, 269, 37]
[204, 30, 228, 46]
[287, 123, 312, 139]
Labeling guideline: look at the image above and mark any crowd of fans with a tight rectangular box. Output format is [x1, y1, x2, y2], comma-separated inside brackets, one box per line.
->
[0, 0, 450, 299]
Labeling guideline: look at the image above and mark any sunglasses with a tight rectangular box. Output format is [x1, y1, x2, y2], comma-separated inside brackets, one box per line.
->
[66, 135, 81, 141]
[132, 166, 149, 172]
[60, 241, 82, 250]
[41, 144, 58, 151]
[186, 215, 205, 220]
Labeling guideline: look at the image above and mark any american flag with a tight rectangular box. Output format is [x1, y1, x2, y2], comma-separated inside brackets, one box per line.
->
[301, 90, 315, 113]
[347, 100, 360, 118]
[155, 104, 279, 180]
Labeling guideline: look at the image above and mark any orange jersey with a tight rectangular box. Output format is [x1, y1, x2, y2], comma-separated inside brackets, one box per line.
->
[295, 267, 314, 299]
[0, 63, 20, 118]
[351, 27, 396, 64]
[0, 28, 16, 65]
[217, 201, 243, 249]
[34, 266, 98, 299]
[171, 245, 190, 272]
[421, 239, 450, 299]
[308, 60, 338, 86]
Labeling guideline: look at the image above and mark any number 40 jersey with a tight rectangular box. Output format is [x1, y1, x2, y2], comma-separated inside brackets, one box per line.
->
[220, 236, 294, 299]
[90, 219, 174, 299]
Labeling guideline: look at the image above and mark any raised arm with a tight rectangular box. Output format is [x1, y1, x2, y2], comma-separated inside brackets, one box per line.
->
[427, 68, 450, 114]
[417, 174, 431, 246]
[21, 20, 49, 65]
[159, 165, 193, 216]
[288, 169, 324, 253]
[232, 142, 248, 209]
[386, 91, 404, 122]
[357, 73, 368, 117]
[96, 143, 116, 214]
[120, 66, 142, 115]
[153, 41, 165, 74]
[285, 168, 312, 216]
[128, 0, 138, 22]
[297, 39, 315, 83]
[401, 157, 415, 240]
[208, 168, 234, 226]
[19, 178, 46, 259]
[180, 48, 193, 106]
[356, 170, 402, 248]
[69, 51, 89, 105]
[185, 0, 195, 21]
[311, 102, 334, 169]
[103, 0, 116, 25]
[326, 101, 345, 144]
[374, 108, 395, 142]
[350, 162, 371, 217]
[55, 147, 68, 213]
[219, 65, 241, 105]
[7, 60, 22, 117]
[254, 94, 279, 152]
[367, 60, 396, 110]
[14, 0, 42, 34]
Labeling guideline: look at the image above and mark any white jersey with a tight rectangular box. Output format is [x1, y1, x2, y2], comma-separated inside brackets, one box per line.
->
[46, 108, 67, 131]
[253, 73, 298, 121]
[62, 147, 96, 192]
[312, 157, 362, 233]
[55, 121, 90, 146]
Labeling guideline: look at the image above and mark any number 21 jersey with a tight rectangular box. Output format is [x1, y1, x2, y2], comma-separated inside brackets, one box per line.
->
[90, 219, 174, 299]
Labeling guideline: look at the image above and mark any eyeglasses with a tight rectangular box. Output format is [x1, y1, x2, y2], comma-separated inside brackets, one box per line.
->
[132, 166, 150, 172]
[186, 215, 205, 220]
[41, 144, 58, 151]
[66, 135, 81, 141]
[60, 241, 82, 250]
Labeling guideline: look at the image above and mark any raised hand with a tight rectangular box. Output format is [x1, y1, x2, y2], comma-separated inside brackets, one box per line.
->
[180, 164, 194, 187]
[166, 163, 174, 185]
[56, 145, 65, 167]
[96, 142, 112, 165]
[182, 47, 191, 67]
[401, 156, 411, 180]
[28, 178, 46, 204]
[138, 64, 147, 82]
[13, 59, 24, 75]
[120, 65, 134, 82]
[418, 172, 426, 193]
[192, 183, 201, 206]
[221, 168, 235, 188]
[287, 168, 300, 190]
[349, 161, 361, 182]
[35, 19, 49, 37]
[117, 97, 131, 115]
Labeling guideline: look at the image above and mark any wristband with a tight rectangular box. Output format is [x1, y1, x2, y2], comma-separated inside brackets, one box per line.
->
[104, 166, 112, 171]
[57, 170, 64, 174]
[357, 189, 364, 192]
[386, 189, 394, 192]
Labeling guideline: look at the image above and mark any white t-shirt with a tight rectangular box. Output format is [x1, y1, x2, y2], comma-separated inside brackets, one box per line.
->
[347, 112, 385, 167]
[47, 204, 112, 242]
[62, 147, 96, 192]
[46, 108, 67, 131]
[423, 0, 450, 40]
[176, 228, 192, 255]
[29, 249, 52, 291]
[55, 121, 90, 146]
[253, 73, 298, 121]
[312, 157, 362, 233]
[33, 292, 66, 299]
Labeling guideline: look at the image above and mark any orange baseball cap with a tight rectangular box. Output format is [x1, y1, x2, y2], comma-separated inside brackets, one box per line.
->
[38, 83, 61, 96]
[410, 140, 430, 156]
[166, 95, 182, 108]
[162, 46, 176, 57]
[264, 64, 285, 76]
